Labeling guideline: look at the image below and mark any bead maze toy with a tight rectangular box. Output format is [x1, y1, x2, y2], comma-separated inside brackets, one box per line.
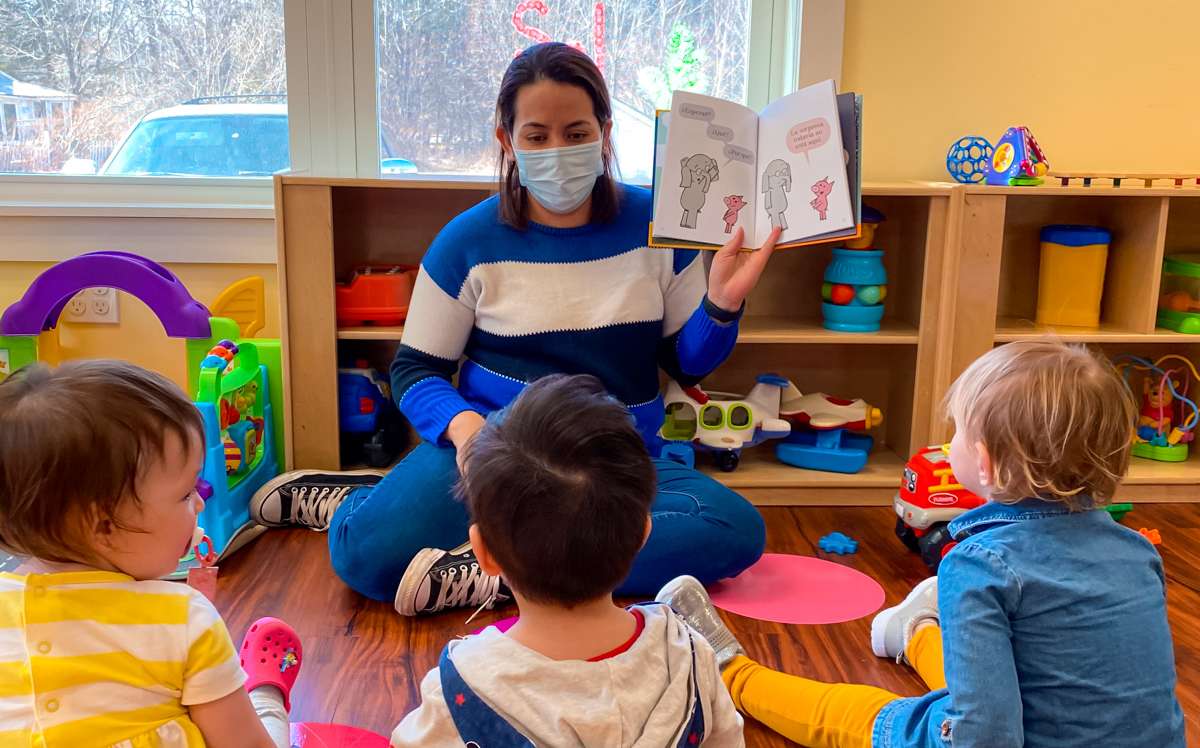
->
[985, 126, 1049, 187]
[0, 251, 284, 576]
[1113, 354, 1200, 463]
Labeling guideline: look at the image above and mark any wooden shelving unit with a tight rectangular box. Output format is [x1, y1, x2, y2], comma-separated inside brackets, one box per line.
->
[943, 184, 1200, 501]
[275, 176, 958, 505]
[277, 176, 1200, 503]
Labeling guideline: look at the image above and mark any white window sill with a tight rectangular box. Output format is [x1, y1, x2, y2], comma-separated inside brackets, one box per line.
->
[0, 174, 275, 216]
[0, 176, 277, 264]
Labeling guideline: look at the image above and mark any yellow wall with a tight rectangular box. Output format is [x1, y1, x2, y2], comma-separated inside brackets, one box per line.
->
[1, 262, 280, 388]
[843, 0, 1200, 182]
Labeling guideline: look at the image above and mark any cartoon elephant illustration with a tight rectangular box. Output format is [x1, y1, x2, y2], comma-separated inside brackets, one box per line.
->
[679, 154, 719, 229]
[762, 159, 792, 231]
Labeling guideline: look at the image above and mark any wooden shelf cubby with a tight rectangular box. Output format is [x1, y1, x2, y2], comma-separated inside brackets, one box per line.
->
[276, 177, 958, 505]
[943, 184, 1200, 501]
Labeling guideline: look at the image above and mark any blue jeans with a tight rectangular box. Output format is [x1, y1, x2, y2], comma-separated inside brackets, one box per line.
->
[328, 442, 766, 602]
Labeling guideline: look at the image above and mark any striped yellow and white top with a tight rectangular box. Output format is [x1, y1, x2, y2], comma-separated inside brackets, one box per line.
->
[0, 569, 246, 747]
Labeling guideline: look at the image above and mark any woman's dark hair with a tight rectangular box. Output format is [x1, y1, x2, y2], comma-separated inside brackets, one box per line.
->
[459, 374, 656, 607]
[495, 42, 621, 229]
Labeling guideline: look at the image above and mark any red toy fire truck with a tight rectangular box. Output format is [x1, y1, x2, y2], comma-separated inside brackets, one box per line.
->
[893, 444, 987, 571]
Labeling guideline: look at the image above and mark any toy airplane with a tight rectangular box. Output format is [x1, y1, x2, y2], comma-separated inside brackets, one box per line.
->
[776, 381, 882, 474]
[660, 375, 793, 471]
[659, 375, 882, 474]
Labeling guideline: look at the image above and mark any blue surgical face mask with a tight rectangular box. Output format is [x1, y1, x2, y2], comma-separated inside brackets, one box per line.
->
[514, 141, 605, 215]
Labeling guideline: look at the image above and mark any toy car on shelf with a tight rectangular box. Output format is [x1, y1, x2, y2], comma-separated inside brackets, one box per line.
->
[893, 444, 986, 571]
[338, 363, 410, 468]
[335, 265, 418, 327]
[660, 375, 792, 472]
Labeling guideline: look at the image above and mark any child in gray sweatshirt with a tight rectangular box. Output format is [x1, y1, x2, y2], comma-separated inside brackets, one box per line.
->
[390, 374, 744, 747]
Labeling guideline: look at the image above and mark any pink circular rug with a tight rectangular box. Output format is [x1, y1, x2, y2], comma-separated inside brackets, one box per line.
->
[708, 553, 885, 625]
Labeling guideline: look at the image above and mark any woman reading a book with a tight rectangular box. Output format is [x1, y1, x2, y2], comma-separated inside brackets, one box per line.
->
[252, 42, 781, 616]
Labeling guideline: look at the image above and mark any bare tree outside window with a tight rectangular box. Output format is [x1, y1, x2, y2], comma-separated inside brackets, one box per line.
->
[0, 0, 286, 175]
[376, 0, 751, 181]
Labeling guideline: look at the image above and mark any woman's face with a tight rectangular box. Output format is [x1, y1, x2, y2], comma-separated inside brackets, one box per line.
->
[499, 79, 609, 156]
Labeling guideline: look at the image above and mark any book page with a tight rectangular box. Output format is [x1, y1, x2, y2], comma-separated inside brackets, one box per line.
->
[794, 93, 862, 246]
[754, 80, 853, 246]
[653, 91, 759, 247]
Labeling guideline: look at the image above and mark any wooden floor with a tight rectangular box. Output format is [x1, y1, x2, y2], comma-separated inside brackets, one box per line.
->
[214, 505, 1200, 746]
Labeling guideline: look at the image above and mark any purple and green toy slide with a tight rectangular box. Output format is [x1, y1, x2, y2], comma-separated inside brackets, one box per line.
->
[0, 251, 285, 577]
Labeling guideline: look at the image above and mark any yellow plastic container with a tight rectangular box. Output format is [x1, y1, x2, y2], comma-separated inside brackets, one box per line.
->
[1035, 225, 1111, 328]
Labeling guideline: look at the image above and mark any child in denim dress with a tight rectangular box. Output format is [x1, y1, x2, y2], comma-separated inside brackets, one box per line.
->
[660, 340, 1186, 748]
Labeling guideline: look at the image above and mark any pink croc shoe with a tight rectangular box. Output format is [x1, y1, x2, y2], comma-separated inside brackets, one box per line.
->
[240, 617, 303, 711]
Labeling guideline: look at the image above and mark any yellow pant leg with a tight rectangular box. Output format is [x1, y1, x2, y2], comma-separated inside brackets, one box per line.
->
[722, 656, 899, 748]
[904, 625, 947, 691]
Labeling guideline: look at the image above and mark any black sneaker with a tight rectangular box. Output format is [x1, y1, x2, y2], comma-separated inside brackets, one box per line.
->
[394, 542, 512, 616]
[249, 470, 383, 531]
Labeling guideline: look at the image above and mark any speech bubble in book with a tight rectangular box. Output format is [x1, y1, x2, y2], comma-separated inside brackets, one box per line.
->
[707, 124, 734, 142]
[677, 102, 715, 122]
[788, 117, 831, 163]
[724, 144, 755, 166]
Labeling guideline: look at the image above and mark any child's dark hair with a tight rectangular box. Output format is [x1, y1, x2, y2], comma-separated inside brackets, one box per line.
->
[460, 374, 655, 606]
[0, 360, 204, 562]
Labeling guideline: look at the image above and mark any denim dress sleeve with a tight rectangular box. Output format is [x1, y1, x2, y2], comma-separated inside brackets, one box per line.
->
[937, 542, 1025, 747]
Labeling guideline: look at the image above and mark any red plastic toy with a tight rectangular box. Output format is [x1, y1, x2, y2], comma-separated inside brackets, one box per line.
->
[1138, 527, 1163, 546]
[893, 444, 987, 571]
[335, 266, 418, 327]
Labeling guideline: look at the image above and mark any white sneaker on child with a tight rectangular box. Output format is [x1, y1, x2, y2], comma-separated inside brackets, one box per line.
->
[656, 575, 745, 669]
[870, 576, 939, 660]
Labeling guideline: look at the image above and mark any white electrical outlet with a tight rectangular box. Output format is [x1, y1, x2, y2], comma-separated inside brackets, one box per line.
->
[62, 288, 120, 324]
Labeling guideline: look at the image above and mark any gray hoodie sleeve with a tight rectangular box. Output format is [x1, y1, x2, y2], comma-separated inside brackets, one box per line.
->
[390, 667, 463, 747]
[694, 637, 746, 747]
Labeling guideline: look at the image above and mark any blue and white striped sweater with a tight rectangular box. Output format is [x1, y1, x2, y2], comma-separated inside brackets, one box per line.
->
[391, 184, 741, 448]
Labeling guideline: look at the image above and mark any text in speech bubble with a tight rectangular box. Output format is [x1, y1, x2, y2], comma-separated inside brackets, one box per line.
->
[677, 103, 715, 122]
[723, 144, 754, 166]
[706, 124, 734, 142]
[787, 118, 831, 163]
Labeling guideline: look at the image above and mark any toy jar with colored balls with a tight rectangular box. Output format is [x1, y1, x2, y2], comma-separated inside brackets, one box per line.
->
[822, 250, 888, 332]
[823, 204, 888, 332]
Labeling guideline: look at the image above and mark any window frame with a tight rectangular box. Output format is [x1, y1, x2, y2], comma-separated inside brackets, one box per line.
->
[0, 0, 819, 202]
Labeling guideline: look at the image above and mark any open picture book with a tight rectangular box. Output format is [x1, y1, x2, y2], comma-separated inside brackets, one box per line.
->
[650, 79, 862, 250]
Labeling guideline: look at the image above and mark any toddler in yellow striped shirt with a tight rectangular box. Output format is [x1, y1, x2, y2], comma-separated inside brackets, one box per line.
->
[0, 360, 305, 748]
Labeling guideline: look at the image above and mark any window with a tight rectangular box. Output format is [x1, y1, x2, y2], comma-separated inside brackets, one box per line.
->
[375, 0, 755, 182]
[1, 103, 14, 140]
[0, 0, 287, 176]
